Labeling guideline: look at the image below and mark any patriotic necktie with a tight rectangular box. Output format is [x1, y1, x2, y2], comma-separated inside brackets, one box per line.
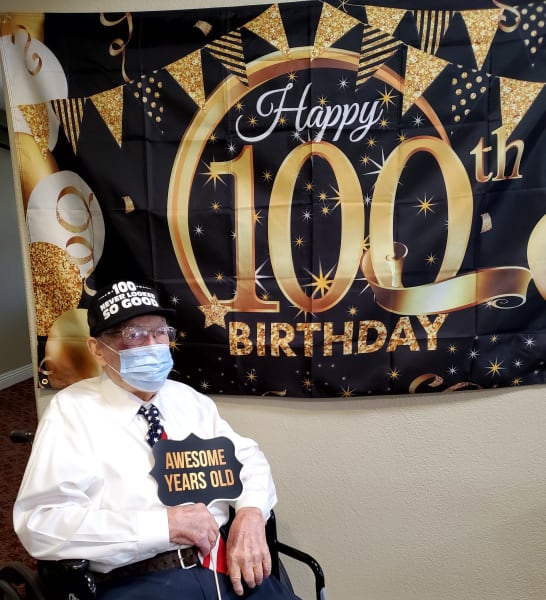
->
[138, 404, 166, 447]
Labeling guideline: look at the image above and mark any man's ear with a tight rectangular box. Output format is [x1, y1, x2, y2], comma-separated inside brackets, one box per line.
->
[87, 337, 107, 366]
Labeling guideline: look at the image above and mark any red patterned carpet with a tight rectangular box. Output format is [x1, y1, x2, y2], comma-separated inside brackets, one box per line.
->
[0, 378, 37, 569]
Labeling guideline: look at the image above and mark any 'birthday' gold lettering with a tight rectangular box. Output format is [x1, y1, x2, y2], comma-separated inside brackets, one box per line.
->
[229, 315, 447, 357]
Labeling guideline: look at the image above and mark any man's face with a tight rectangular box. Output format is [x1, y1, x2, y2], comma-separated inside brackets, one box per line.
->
[88, 314, 169, 397]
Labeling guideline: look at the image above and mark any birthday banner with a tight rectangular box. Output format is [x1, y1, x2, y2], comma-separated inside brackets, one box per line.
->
[2, 1, 546, 397]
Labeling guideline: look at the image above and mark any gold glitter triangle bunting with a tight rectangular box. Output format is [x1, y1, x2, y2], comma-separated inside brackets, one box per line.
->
[403, 45, 448, 115]
[164, 49, 206, 109]
[365, 6, 408, 38]
[51, 97, 86, 155]
[312, 3, 361, 59]
[89, 86, 124, 147]
[19, 103, 49, 159]
[462, 8, 503, 70]
[357, 24, 402, 88]
[498, 76, 544, 139]
[244, 4, 290, 58]
[206, 30, 248, 86]
[413, 10, 454, 55]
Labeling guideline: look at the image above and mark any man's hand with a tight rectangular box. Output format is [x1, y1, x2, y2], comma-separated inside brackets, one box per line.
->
[226, 507, 272, 596]
[167, 503, 219, 556]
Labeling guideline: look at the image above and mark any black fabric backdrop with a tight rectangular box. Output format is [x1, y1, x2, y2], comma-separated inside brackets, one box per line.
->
[2, 0, 546, 397]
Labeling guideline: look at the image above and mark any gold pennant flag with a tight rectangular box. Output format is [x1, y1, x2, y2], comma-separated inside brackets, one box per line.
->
[244, 4, 290, 58]
[413, 10, 454, 55]
[89, 86, 124, 147]
[164, 49, 206, 109]
[357, 24, 402, 87]
[498, 76, 544, 138]
[312, 2, 361, 59]
[462, 8, 503, 70]
[51, 97, 86, 155]
[365, 6, 408, 38]
[403, 45, 448, 115]
[206, 30, 248, 86]
[19, 103, 49, 159]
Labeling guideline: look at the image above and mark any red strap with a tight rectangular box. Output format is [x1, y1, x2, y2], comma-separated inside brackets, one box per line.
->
[202, 535, 227, 574]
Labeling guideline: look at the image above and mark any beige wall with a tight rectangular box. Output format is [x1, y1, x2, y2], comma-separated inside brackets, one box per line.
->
[3, 1, 546, 598]
[0, 145, 32, 387]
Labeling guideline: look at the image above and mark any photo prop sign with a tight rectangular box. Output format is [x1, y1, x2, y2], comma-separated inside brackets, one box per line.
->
[2, 1, 546, 397]
[150, 435, 243, 506]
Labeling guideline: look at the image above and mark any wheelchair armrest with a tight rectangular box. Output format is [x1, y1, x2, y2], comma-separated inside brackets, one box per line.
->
[37, 559, 97, 600]
[276, 541, 326, 600]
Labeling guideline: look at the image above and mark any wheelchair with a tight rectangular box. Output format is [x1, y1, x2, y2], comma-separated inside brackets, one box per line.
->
[1, 431, 326, 600]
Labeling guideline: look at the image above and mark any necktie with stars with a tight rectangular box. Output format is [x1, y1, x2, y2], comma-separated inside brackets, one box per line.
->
[138, 404, 167, 447]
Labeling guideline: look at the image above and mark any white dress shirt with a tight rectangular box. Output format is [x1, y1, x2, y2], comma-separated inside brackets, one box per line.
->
[13, 374, 277, 572]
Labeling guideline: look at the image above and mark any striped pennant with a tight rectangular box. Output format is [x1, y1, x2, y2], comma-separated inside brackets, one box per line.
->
[357, 24, 402, 88]
[52, 97, 86, 154]
[206, 30, 248, 86]
[413, 10, 454, 55]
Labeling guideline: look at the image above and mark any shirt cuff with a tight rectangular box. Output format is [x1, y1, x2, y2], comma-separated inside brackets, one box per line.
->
[235, 492, 277, 521]
[137, 508, 170, 557]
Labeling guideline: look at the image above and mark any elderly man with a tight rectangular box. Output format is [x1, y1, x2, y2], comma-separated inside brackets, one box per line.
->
[14, 280, 300, 600]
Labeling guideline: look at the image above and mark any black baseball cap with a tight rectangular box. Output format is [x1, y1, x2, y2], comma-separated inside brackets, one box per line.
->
[87, 281, 175, 337]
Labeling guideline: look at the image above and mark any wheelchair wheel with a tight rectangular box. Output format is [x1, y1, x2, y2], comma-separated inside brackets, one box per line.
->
[0, 563, 45, 600]
[0, 579, 23, 600]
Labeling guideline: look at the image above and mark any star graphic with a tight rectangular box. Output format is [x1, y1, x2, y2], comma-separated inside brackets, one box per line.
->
[378, 85, 397, 108]
[387, 368, 400, 380]
[486, 358, 504, 376]
[302, 377, 313, 390]
[198, 295, 230, 328]
[304, 261, 335, 298]
[201, 161, 226, 189]
[414, 194, 436, 216]
[340, 385, 355, 397]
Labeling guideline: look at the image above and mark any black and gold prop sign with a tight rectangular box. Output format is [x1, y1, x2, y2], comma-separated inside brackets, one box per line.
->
[151, 435, 243, 506]
[2, 1, 546, 397]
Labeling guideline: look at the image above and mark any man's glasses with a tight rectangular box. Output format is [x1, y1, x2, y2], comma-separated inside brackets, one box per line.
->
[103, 325, 177, 346]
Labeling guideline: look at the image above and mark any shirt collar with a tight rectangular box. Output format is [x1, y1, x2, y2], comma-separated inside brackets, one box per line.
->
[99, 373, 154, 425]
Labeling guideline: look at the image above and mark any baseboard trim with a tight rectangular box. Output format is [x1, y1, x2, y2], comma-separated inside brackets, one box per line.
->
[0, 364, 33, 390]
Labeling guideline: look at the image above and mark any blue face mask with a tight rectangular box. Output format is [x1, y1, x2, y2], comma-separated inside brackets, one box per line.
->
[102, 342, 174, 392]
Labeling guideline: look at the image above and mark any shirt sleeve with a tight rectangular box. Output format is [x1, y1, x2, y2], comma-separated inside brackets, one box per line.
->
[13, 394, 170, 572]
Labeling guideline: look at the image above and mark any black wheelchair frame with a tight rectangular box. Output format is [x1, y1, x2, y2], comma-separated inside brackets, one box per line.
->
[1, 431, 326, 600]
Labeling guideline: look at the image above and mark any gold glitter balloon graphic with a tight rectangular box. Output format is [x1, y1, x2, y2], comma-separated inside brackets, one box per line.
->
[29, 241, 82, 336]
